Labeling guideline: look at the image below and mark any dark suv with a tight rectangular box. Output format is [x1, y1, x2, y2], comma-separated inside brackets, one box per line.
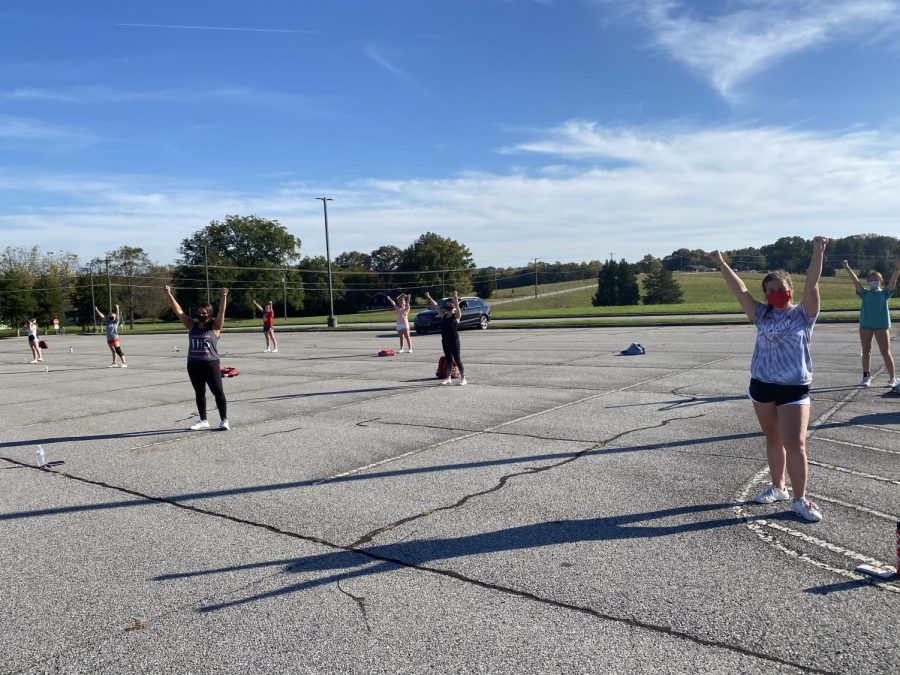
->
[414, 296, 491, 334]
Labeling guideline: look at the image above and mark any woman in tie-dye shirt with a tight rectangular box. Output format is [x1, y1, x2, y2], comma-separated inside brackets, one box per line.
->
[711, 236, 828, 523]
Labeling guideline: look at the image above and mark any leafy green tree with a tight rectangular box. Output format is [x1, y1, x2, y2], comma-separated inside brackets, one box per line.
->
[592, 260, 618, 306]
[0, 267, 35, 330]
[298, 256, 345, 315]
[105, 246, 153, 328]
[370, 245, 402, 273]
[726, 247, 766, 271]
[172, 215, 303, 318]
[642, 257, 684, 305]
[399, 233, 475, 299]
[472, 267, 497, 299]
[70, 271, 98, 331]
[615, 259, 641, 304]
[335, 251, 373, 270]
[761, 237, 811, 273]
[593, 259, 640, 306]
[35, 272, 66, 330]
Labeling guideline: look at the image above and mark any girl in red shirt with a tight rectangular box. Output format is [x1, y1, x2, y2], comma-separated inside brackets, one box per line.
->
[253, 299, 278, 353]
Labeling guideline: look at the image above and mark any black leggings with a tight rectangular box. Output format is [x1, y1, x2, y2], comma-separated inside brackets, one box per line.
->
[442, 338, 464, 376]
[187, 359, 227, 420]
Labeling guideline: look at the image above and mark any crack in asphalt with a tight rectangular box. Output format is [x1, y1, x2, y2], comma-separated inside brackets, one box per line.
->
[2, 456, 838, 675]
[346, 414, 707, 550]
[336, 580, 371, 633]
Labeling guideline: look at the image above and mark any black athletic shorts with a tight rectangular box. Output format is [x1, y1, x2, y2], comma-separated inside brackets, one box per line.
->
[748, 378, 810, 406]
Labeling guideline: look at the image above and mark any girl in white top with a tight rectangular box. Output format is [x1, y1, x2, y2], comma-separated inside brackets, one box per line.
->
[25, 318, 42, 363]
[711, 236, 827, 523]
[386, 293, 413, 353]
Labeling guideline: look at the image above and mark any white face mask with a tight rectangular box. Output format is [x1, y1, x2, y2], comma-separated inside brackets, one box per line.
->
[869, 279, 880, 289]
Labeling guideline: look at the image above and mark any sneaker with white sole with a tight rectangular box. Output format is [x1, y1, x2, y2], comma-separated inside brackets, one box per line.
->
[107, 363, 118, 368]
[29, 359, 38, 364]
[190, 420, 210, 430]
[887, 378, 899, 388]
[459, 377, 467, 385]
[407, 348, 412, 353]
[219, 419, 230, 431]
[751, 484, 790, 504]
[272, 348, 278, 353]
[120, 364, 128, 368]
[860, 375, 872, 387]
[792, 498, 822, 522]
[440, 378, 452, 385]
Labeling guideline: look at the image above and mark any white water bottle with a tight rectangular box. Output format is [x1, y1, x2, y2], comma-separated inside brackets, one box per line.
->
[35, 445, 46, 467]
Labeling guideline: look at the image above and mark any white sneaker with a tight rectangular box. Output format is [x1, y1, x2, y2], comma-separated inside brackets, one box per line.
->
[459, 377, 468, 386]
[219, 419, 230, 431]
[190, 420, 210, 430]
[440, 378, 452, 385]
[398, 348, 405, 353]
[29, 359, 38, 364]
[264, 348, 271, 352]
[272, 348, 278, 353]
[407, 348, 413, 353]
[792, 498, 822, 522]
[751, 484, 790, 504]
[108, 363, 118, 368]
[120, 364, 128, 368]
[860, 375, 872, 387]
[887, 378, 899, 388]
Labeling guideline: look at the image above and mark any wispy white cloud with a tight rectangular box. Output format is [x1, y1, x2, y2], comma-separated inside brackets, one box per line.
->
[0, 115, 95, 144]
[595, 0, 900, 101]
[117, 23, 318, 35]
[364, 44, 421, 86]
[0, 85, 315, 107]
[2, 121, 900, 266]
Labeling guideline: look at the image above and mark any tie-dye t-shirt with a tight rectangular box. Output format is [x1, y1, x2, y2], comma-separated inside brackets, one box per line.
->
[750, 302, 817, 386]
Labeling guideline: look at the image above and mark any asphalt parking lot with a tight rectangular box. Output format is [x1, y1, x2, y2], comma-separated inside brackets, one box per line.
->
[1, 325, 898, 674]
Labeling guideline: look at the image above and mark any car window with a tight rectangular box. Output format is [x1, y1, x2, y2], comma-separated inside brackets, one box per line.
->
[459, 301, 468, 309]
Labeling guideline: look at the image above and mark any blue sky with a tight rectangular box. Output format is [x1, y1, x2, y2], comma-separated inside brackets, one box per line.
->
[2, 0, 899, 267]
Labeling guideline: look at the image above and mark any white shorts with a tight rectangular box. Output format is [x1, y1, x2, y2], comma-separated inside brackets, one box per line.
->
[397, 323, 409, 331]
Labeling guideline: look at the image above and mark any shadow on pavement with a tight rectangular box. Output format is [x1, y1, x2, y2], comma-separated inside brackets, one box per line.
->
[152, 502, 741, 613]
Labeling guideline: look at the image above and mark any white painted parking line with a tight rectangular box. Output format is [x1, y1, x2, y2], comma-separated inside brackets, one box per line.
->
[814, 435, 900, 456]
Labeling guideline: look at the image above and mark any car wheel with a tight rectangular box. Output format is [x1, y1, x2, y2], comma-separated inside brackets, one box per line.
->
[479, 315, 489, 330]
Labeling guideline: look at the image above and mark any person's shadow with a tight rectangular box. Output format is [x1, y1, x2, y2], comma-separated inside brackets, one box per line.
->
[155, 501, 740, 613]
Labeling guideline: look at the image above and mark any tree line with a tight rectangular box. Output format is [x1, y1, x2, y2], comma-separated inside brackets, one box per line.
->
[2, 220, 898, 329]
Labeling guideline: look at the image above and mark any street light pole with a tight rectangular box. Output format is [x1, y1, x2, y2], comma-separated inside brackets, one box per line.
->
[316, 196, 337, 328]
[204, 243, 210, 304]
[105, 258, 113, 314]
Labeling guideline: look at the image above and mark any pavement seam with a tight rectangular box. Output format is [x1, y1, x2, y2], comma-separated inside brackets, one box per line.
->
[318, 355, 736, 484]
[0, 455, 838, 675]
[346, 414, 707, 549]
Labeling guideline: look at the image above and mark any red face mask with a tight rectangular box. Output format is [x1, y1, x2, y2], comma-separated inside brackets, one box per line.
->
[765, 289, 792, 308]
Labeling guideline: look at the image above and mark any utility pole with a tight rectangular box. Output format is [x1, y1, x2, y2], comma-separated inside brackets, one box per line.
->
[204, 243, 210, 304]
[83, 264, 97, 333]
[282, 275, 287, 320]
[316, 196, 337, 327]
[105, 258, 113, 314]
[532, 258, 539, 299]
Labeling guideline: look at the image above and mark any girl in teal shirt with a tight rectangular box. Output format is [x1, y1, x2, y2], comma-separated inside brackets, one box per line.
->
[842, 261, 899, 388]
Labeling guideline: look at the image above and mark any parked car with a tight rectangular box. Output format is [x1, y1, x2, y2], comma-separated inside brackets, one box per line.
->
[414, 296, 491, 334]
